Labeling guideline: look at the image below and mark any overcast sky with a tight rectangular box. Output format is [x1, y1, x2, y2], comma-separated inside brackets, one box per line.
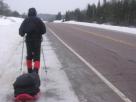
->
[5, 0, 102, 14]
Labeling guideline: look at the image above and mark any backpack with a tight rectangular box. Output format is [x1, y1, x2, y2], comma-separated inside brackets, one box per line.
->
[13, 72, 40, 97]
[25, 18, 37, 34]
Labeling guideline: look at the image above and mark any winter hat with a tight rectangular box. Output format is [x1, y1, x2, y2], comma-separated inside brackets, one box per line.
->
[28, 8, 37, 17]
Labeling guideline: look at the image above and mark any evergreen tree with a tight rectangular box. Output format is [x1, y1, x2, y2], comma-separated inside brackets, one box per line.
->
[86, 4, 91, 21]
[86, 4, 96, 22]
[56, 12, 62, 20]
[74, 8, 83, 21]
[65, 11, 70, 21]
[104, 0, 107, 4]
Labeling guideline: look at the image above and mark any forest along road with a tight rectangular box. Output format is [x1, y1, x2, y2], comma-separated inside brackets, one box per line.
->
[46, 23, 136, 102]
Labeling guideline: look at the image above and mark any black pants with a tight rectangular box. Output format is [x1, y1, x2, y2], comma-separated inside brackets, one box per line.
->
[26, 40, 41, 61]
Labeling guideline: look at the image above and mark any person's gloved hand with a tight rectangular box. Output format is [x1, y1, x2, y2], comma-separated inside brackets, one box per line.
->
[41, 37, 43, 42]
[19, 32, 25, 37]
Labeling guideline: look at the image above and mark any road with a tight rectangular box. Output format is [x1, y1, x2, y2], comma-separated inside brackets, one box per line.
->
[46, 23, 136, 102]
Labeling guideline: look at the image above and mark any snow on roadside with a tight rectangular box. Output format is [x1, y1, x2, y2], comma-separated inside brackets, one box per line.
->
[0, 17, 79, 102]
[63, 21, 136, 35]
[0, 17, 24, 102]
[0, 16, 23, 25]
[39, 37, 79, 102]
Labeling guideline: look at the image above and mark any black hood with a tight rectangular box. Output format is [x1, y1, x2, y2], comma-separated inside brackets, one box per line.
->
[28, 8, 37, 17]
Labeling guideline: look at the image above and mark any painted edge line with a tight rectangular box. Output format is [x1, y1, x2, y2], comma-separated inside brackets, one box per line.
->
[48, 27, 132, 102]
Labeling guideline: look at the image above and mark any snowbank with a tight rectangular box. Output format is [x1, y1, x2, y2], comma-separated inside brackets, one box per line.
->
[0, 16, 23, 102]
[64, 21, 136, 35]
[0, 16, 23, 25]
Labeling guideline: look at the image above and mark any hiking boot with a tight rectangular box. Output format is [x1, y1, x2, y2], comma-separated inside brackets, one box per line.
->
[28, 68, 32, 73]
[33, 68, 39, 74]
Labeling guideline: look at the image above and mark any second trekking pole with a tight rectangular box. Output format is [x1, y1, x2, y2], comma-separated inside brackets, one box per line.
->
[20, 36, 25, 72]
[41, 45, 47, 75]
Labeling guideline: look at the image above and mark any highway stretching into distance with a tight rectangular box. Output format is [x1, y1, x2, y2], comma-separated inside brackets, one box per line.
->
[45, 23, 136, 102]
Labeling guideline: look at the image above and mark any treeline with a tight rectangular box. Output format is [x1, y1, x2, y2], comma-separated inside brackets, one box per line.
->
[64, 0, 136, 26]
[0, 0, 20, 17]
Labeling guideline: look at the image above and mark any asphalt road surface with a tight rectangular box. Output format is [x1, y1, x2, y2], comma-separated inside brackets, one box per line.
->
[45, 23, 136, 102]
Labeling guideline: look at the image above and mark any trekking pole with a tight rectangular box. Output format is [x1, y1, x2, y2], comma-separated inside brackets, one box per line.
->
[20, 36, 25, 72]
[41, 45, 47, 75]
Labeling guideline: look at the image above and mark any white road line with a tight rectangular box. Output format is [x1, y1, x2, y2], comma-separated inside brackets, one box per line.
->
[48, 27, 132, 102]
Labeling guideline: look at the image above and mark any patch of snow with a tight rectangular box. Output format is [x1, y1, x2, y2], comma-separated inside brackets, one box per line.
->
[54, 20, 63, 23]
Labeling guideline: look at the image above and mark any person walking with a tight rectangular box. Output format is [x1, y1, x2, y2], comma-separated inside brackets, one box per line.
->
[19, 8, 46, 74]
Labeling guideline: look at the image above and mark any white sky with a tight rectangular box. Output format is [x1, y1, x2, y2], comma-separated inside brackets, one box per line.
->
[4, 0, 102, 14]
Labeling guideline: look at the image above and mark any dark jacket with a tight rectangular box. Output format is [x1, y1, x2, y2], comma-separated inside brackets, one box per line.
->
[13, 72, 40, 97]
[19, 8, 46, 41]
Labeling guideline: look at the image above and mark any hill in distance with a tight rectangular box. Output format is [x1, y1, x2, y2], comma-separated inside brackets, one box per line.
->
[38, 14, 56, 22]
